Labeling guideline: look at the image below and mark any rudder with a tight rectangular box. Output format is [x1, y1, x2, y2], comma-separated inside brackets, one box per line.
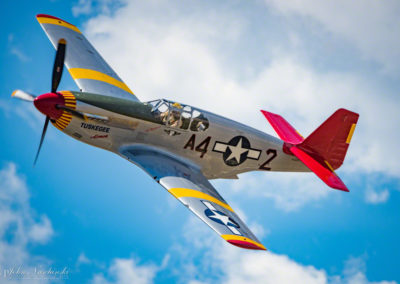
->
[299, 109, 359, 170]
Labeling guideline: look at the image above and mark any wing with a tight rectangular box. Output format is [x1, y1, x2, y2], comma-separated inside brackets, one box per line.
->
[120, 145, 266, 250]
[36, 14, 139, 101]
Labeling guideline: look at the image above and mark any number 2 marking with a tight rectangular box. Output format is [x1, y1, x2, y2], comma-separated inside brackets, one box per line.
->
[259, 149, 277, 171]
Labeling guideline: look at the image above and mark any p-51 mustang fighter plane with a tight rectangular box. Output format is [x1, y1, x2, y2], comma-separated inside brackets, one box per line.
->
[13, 14, 359, 250]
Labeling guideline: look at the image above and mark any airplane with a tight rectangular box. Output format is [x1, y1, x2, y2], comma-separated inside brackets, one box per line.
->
[12, 14, 359, 251]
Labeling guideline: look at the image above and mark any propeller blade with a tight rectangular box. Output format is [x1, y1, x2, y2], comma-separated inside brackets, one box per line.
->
[11, 90, 36, 102]
[51, 38, 66, 93]
[34, 116, 50, 166]
[56, 104, 87, 120]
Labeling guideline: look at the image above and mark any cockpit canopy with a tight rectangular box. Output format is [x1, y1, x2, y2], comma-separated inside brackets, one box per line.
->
[146, 99, 209, 131]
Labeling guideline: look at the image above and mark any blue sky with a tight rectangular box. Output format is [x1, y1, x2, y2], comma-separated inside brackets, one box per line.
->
[1, 0, 400, 283]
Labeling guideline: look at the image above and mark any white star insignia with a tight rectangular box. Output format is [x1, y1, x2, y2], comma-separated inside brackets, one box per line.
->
[226, 138, 249, 163]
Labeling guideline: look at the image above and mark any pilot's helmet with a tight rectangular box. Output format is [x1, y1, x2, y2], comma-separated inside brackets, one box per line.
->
[172, 102, 182, 109]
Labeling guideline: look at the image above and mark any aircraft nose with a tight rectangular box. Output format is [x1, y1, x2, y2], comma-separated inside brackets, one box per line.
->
[33, 92, 65, 119]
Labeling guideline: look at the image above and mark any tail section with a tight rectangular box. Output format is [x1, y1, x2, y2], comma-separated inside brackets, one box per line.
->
[300, 109, 358, 170]
[261, 109, 359, 192]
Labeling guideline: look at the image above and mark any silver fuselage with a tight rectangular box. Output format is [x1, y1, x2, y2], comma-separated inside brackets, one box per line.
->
[57, 91, 308, 179]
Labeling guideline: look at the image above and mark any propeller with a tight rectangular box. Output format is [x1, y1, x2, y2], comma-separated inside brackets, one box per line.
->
[33, 38, 67, 165]
[51, 39, 66, 93]
[13, 38, 87, 165]
[12, 90, 36, 102]
[34, 116, 50, 165]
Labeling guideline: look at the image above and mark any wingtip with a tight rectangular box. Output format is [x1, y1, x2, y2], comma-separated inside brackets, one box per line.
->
[36, 14, 60, 20]
[11, 90, 17, 97]
[36, 14, 75, 27]
[222, 235, 267, 251]
[227, 239, 267, 251]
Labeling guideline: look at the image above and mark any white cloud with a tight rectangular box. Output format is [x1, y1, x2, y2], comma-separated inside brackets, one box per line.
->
[8, 33, 30, 62]
[365, 188, 389, 204]
[168, 217, 397, 284]
[0, 163, 55, 283]
[74, 0, 400, 210]
[72, 0, 123, 17]
[213, 171, 330, 212]
[72, 0, 93, 16]
[10, 48, 30, 62]
[330, 256, 396, 284]
[1, 99, 44, 132]
[28, 215, 53, 244]
[77, 252, 91, 266]
[264, 0, 400, 75]
[90, 257, 157, 284]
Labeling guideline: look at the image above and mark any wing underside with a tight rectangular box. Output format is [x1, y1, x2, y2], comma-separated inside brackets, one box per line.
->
[36, 14, 139, 101]
[120, 145, 266, 250]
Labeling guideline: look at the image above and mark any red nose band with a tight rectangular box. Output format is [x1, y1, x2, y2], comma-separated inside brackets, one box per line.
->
[34, 92, 65, 120]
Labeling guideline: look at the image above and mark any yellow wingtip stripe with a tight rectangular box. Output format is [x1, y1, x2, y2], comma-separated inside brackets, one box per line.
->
[221, 235, 266, 250]
[11, 90, 17, 97]
[68, 68, 134, 95]
[37, 16, 81, 34]
[346, 123, 356, 144]
[169, 188, 234, 212]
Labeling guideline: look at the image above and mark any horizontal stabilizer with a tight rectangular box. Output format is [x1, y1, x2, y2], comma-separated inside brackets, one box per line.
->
[290, 147, 348, 191]
[261, 110, 304, 144]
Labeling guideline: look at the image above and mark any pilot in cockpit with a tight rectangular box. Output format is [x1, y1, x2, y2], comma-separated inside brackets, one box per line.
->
[168, 102, 183, 127]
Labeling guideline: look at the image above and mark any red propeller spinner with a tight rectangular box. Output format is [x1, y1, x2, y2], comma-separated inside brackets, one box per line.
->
[33, 92, 65, 120]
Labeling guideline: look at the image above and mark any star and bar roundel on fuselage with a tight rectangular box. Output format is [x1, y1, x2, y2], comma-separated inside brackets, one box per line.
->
[212, 136, 262, 166]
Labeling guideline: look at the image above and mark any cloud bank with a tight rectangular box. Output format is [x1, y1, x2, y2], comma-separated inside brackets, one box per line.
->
[72, 0, 400, 210]
[0, 163, 54, 283]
